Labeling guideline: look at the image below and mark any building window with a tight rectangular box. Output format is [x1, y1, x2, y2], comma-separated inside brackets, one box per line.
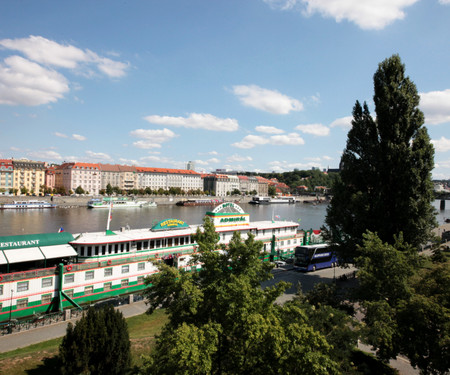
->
[104, 282, 112, 292]
[65, 274, 75, 284]
[138, 262, 145, 271]
[17, 298, 28, 309]
[42, 277, 53, 288]
[85, 271, 95, 280]
[121, 279, 129, 287]
[42, 294, 52, 305]
[17, 281, 29, 292]
[122, 265, 129, 274]
[85, 286, 94, 295]
[104, 268, 113, 278]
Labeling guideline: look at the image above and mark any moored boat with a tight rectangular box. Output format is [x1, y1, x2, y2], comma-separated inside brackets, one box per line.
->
[1, 200, 56, 209]
[0, 202, 318, 323]
[176, 198, 224, 206]
[87, 197, 155, 208]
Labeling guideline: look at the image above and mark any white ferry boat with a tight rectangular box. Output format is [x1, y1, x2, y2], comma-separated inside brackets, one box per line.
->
[1, 200, 56, 209]
[0, 202, 318, 323]
[87, 197, 155, 208]
[249, 196, 296, 204]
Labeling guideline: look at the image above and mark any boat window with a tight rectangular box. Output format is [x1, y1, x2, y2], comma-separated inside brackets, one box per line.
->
[104, 282, 112, 291]
[17, 298, 28, 309]
[143, 241, 149, 249]
[87, 246, 92, 256]
[137, 241, 142, 251]
[138, 262, 145, 270]
[180, 237, 184, 245]
[120, 243, 125, 252]
[17, 281, 29, 292]
[85, 271, 94, 280]
[122, 265, 129, 273]
[104, 268, 113, 277]
[42, 294, 52, 305]
[0, 286, 3, 295]
[167, 238, 173, 247]
[95, 246, 99, 256]
[65, 274, 75, 284]
[85, 286, 94, 295]
[174, 238, 179, 246]
[115, 244, 119, 253]
[150, 240, 155, 249]
[42, 278, 53, 288]
[156, 239, 161, 248]
[121, 279, 129, 287]
[137, 276, 145, 284]
[102, 245, 106, 255]
[65, 290, 74, 298]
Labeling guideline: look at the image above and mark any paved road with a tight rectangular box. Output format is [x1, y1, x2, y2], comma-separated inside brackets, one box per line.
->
[0, 300, 149, 353]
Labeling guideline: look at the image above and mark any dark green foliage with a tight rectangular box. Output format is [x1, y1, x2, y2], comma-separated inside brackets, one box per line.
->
[357, 233, 450, 374]
[325, 55, 436, 263]
[142, 217, 339, 374]
[59, 305, 131, 375]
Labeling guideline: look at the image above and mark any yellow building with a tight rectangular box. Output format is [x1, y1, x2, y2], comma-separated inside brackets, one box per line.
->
[12, 159, 46, 195]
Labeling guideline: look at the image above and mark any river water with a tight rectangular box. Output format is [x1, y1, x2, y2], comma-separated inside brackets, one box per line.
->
[0, 200, 448, 237]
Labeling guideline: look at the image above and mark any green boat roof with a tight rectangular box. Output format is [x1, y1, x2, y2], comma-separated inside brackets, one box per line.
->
[0, 232, 75, 250]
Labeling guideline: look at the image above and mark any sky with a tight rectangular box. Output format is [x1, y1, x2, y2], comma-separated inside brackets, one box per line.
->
[1, 1, 450, 179]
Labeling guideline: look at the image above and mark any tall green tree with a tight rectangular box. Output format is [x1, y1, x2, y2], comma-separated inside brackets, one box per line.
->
[59, 305, 131, 375]
[142, 217, 338, 375]
[325, 55, 436, 262]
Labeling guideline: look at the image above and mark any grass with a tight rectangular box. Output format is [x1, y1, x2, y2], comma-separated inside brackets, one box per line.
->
[0, 309, 168, 375]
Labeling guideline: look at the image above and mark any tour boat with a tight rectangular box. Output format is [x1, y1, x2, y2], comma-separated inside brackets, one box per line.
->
[87, 197, 155, 208]
[0, 202, 319, 323]
[1, 200, 56, 209]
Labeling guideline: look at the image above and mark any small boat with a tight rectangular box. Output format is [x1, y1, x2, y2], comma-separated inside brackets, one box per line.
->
[1, 200, 56, 209]
[249, 196, 270, 205]
[87, 197, 154, 208]
[176, 199, 224, 206]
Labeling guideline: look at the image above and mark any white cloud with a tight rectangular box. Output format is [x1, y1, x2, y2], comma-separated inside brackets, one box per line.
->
[0, 35, 128, 77]
[130, 128, 177, 149]
[439, 0, 450, 4]
[227, 154, 253, 163]
[432, 137, 450, 152]
[85, 151, 113, 162]
[295, 123, 330, 136]
[264, 0, 419, 30]
[255, 125, 285, 134]
[232, 85, 303, 114]
[270, 133, 305, 145]
[143, 113, 239, 132]
[28, 150, 63, 161]
[0, 56, 69, 106]
[330, 116, 352, 129]
[195, 157, 221, 166]
[232, 132, 304, 149]
[232, 135, 270, 149]
[72, 134, 86, 141]
[54, 132, 68, 138]
[420, 89, 450, 125]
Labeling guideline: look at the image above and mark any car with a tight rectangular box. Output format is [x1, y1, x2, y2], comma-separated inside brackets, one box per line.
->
[274, 260, 286, 267]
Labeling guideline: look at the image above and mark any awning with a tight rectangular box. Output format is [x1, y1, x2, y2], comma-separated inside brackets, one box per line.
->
[40, 244, 77, 259]
[3, 247, 45, 264]
[0, 251, 7, 265]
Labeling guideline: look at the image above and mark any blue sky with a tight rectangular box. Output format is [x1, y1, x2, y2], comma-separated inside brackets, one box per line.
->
[1, 0, 450, 178]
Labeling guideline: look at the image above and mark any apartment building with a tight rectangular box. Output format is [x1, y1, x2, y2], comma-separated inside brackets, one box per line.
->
[136, 167, 202, 192]
[56, 163, 101, 195]
[0, 159, 13, 193]
[99, 164, 138, 191]
[12, 159, 46, 195]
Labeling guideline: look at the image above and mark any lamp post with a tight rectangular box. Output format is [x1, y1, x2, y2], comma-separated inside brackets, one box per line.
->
[8, 289, 13, 333]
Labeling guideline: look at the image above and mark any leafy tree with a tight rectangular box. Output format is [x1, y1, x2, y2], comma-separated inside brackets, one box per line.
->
[59, 305, 131, 375]
[325, 55, 436, 263]
[75, 186, 85, 195]
[268, 185, 276, 196]
[20, 186, 28, 195]
[105, 183, 113, 195]
[142, 217, 338, 374]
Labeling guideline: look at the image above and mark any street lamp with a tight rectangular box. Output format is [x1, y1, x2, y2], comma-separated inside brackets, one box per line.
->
[8, 289, 13, 333]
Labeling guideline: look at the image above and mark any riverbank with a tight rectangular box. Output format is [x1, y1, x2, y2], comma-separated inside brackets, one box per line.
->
[0, 195, 322, 208]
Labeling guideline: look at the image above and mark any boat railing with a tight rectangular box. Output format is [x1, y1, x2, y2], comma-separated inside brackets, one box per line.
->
[0, 267, 58, 282]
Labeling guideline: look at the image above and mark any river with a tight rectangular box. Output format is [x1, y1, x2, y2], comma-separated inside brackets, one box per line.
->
[0, 200, 448, 237]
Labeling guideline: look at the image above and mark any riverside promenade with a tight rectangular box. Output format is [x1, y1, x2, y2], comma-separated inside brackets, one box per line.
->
[0, 299, 148, 353]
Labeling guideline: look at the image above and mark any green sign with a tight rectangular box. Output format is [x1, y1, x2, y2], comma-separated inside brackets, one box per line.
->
[152, 218, 189, 231]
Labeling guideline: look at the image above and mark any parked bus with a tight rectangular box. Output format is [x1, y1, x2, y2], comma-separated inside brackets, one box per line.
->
[293, 244, 336, 271]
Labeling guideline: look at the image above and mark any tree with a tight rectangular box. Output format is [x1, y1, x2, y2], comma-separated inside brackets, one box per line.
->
[59, 305, 131, 375]
[75, 186, 85, 195]
[268, 185, 276, 196]
[325, 55, 436, 263]
[142, 217, 338, 374]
